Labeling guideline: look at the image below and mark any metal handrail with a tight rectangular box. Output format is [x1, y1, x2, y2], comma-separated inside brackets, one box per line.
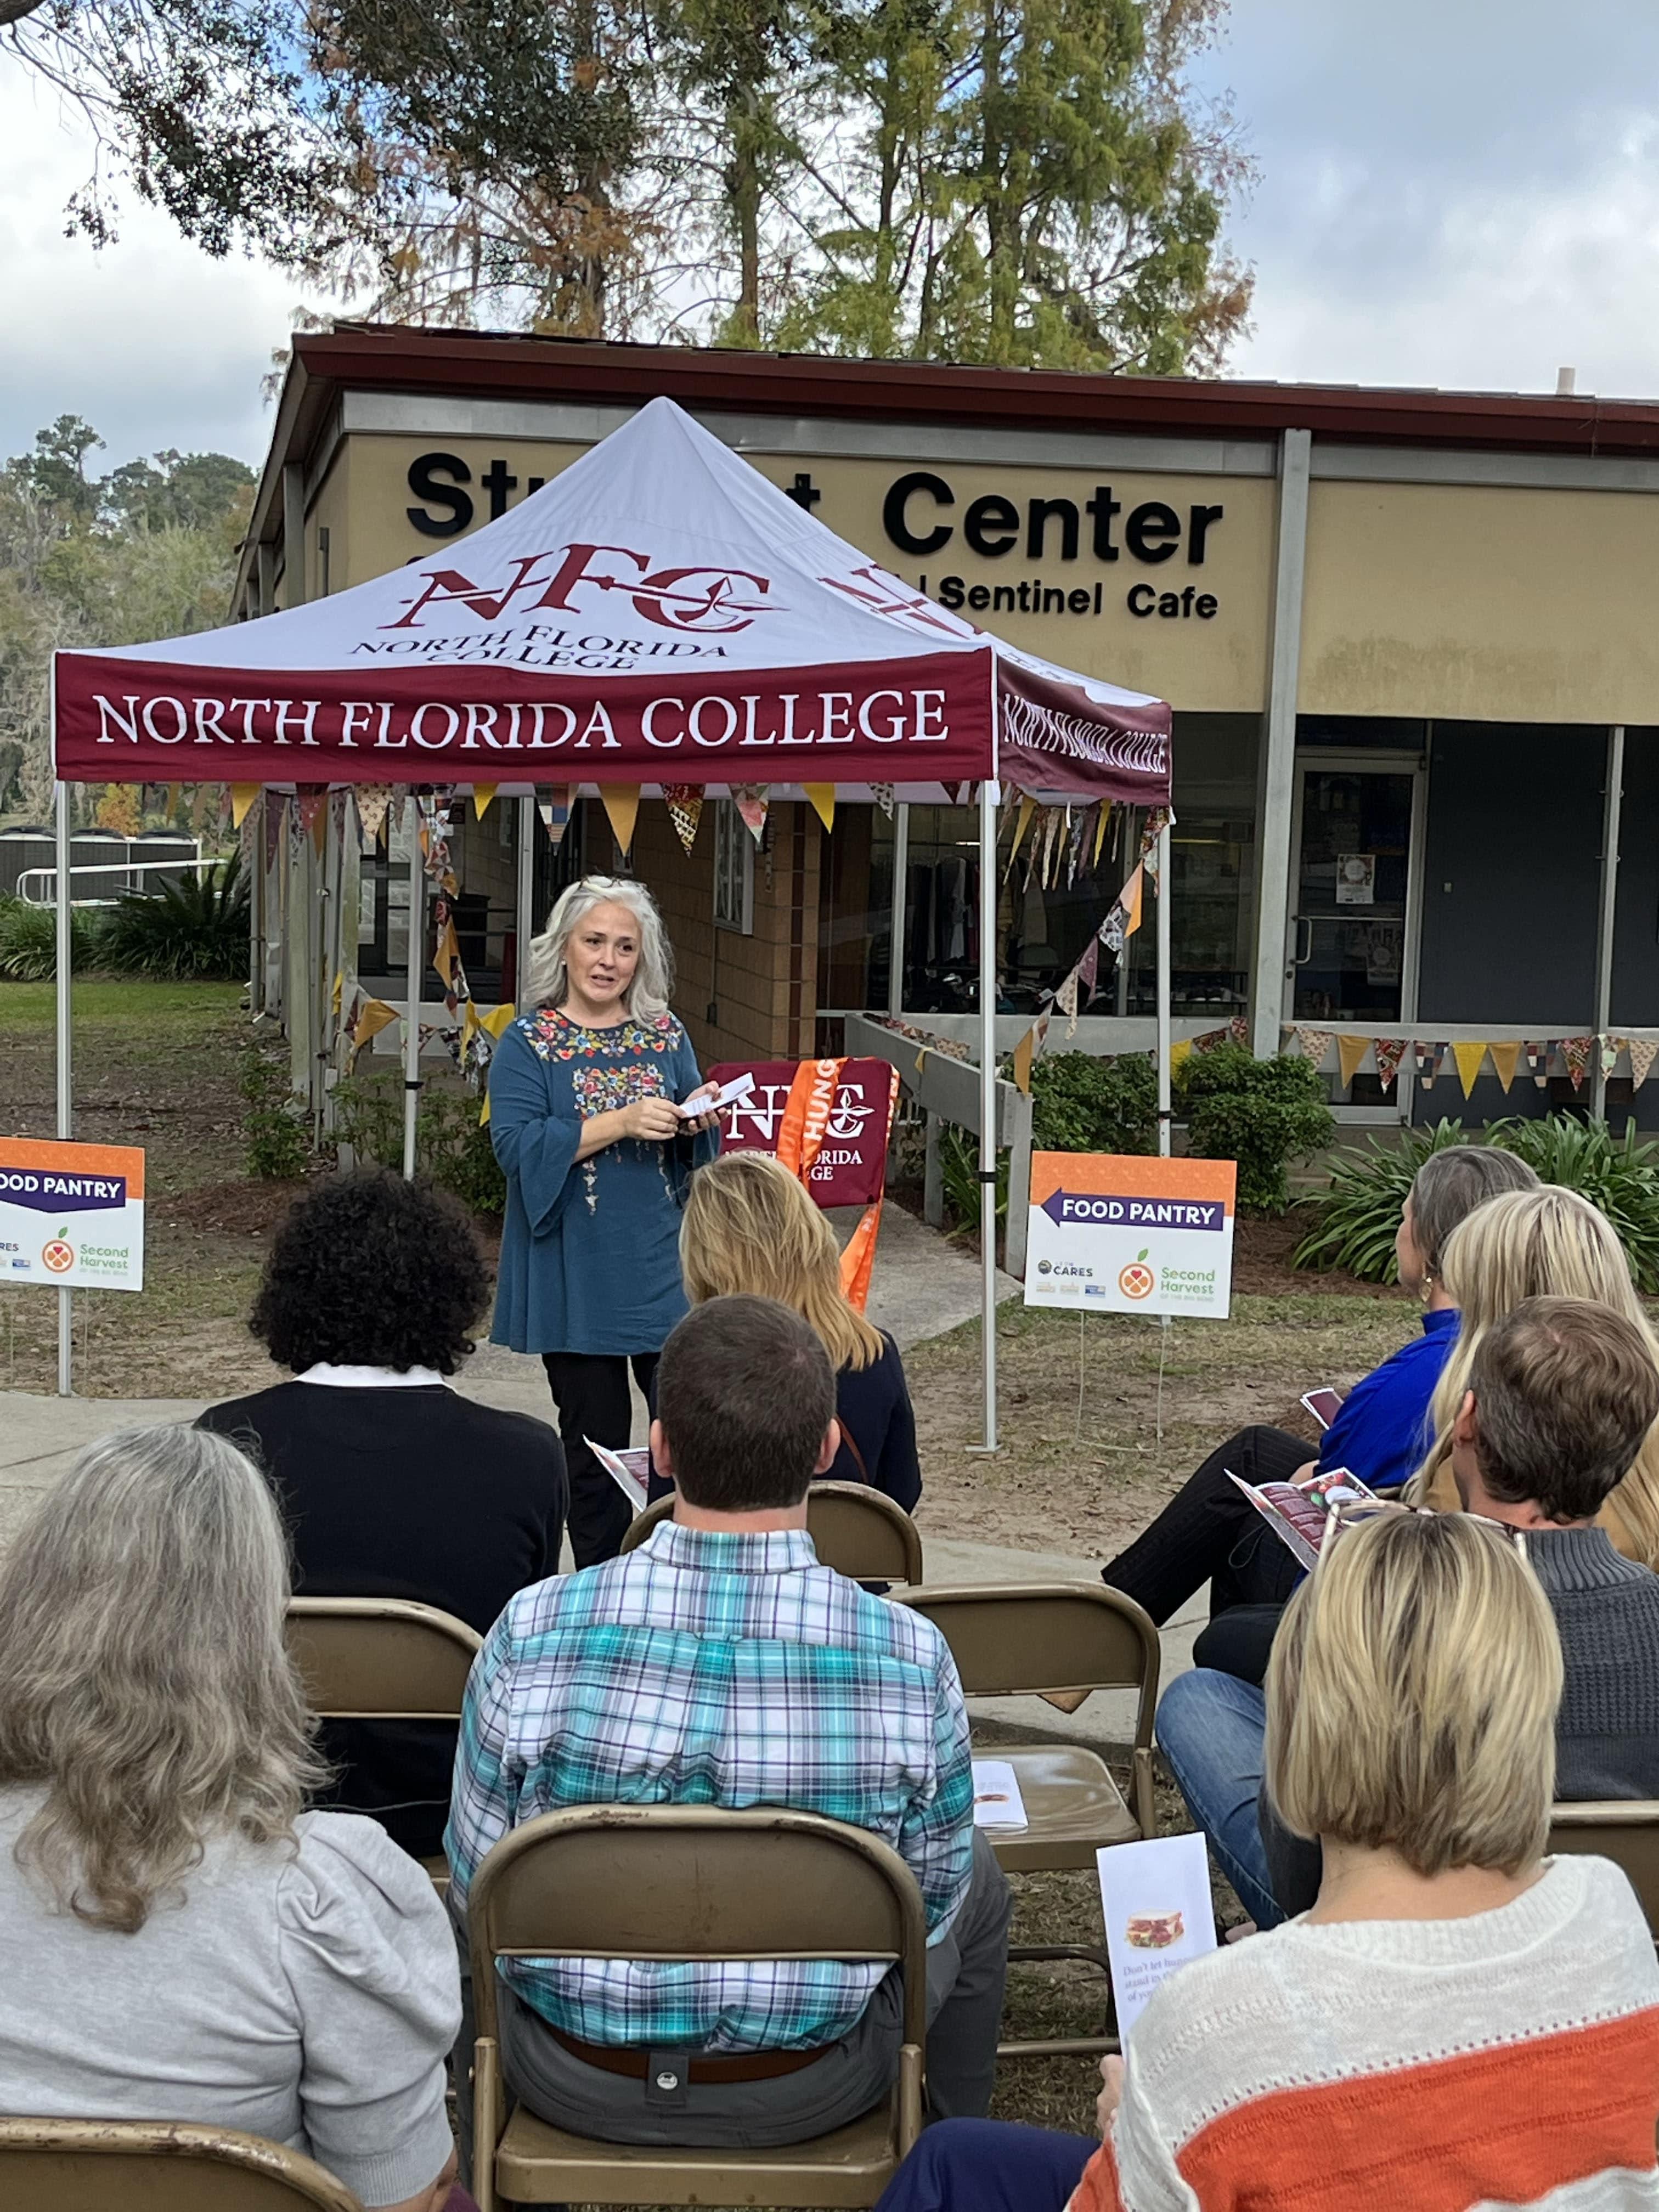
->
[15, 857, 215, 907]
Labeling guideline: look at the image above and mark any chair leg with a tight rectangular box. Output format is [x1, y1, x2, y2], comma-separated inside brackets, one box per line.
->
[472, 2036, 501, 2212]
[897, 2043, 924, 2156]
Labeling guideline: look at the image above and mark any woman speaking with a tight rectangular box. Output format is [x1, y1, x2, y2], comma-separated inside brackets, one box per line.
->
[489, 876, 721, 1565]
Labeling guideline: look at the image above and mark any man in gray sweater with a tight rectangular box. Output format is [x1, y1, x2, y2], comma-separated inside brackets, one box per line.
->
[1257, 1295, 1659, 1915]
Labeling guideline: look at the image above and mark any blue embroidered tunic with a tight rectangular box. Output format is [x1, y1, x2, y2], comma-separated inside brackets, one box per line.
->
[488, 1007, 720, 1358]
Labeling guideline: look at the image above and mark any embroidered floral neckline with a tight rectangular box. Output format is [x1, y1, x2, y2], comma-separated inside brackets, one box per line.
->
[520, 1006, 679, 1060]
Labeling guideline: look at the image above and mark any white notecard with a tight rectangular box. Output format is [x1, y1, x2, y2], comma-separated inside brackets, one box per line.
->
[970, 1759, 1030, 1830]
[1097, 1831, 1217, 2037]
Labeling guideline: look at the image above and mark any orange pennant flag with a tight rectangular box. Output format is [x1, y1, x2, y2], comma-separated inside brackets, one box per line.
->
[1013, 1026, 1035, 1095]
[1451, 1040, 1488, 1097]
[1121, 865, 1144, 939]
[1336, 1035, 1370, 1088]
[600, 784, 641, 857]
[1488, 1040, 1521, 1093]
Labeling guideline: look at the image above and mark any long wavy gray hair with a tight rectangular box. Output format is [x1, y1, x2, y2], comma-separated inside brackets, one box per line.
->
[0, 1424, 323, 1933]
[526, 876, 673, 1020]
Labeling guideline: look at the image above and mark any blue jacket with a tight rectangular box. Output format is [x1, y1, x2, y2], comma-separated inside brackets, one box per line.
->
[1316, 1305, 1458, 1492]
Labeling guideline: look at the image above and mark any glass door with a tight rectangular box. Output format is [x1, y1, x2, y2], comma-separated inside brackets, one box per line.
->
[1287, 757, 1424, 1109]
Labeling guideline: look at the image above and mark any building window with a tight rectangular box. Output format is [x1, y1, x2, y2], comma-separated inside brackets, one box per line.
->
[713, 799, 754, 934]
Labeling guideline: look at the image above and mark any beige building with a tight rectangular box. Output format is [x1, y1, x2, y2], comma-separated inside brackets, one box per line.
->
[240, 331, 1659, 1120]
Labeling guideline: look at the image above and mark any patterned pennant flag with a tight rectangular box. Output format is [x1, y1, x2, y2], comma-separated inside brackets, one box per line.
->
[870, 782, 895, 819]
[1601, 1035, 1623, 1080]
[1417, 1041, 1441, 1090]
[1055, 963, 1081, 1037]
[1629, 1037, 1659, 1090]
[1488, 1040, 1521, 1093]
[353, 786, 394, 845]
[1336, 1034, 1370, 1087]
[1372, 1038, 1408, 1092]
[1559, 1035, 1594, 1090]
[600, 784, 641, 858]
[1076, 937, 1100, 1002]
[732, 783, 770, 844]
[237, 792, 262, 863]
[1296, 1028, 1333, 1070]
[1039, 806, 1063, 888]
[662, 784, 703, 855]
[803, 784, 836, 834]
[1525, 1040, 1552, 1090]
[536, 787, 572, 848]
[263, 792, 286, 871]
[1451, 1040, 1488, 1098]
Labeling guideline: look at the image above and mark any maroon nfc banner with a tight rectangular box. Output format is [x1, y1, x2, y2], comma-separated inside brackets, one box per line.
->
[708, 1059, 895, 1207]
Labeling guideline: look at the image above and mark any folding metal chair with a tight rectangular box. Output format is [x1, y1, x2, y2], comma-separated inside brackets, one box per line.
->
[621, 1480, 924, 1585]
[0, 2115, 363, 2210]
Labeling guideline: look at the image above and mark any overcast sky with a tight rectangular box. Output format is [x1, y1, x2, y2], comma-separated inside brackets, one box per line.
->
[5, 0, 1659, 475]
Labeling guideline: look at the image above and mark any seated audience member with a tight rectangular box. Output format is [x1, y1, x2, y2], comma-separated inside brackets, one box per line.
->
[1099, 1146, 1538, 1643]
[650, 1150, 921, 1510]
[199, 1168, 567, 1858]
[0, 1426, 465, 2212]
[446, 1293, 1008, 2148]
[868, 1510, 1659, 2212]
[1164, 1293, 1659, 1930]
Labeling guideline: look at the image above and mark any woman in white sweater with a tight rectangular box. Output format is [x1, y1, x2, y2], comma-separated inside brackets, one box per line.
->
[0, 1426, 463, 2212]
[874, 1511, 1659, 2212]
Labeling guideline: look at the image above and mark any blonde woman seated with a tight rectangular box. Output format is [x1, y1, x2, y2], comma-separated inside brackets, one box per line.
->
[656, 1150, 921, 1509]
[0, 1427, 465, 2212]
[868, 1511, 1659, 2212]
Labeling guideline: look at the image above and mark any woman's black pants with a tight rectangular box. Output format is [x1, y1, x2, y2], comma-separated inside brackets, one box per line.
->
[543, 1351, 660, 1567]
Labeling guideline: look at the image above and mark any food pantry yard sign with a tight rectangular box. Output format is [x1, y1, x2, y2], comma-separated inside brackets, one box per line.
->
[0, 1139, 145, 1292]
[1024, 1153, 1235, 1319]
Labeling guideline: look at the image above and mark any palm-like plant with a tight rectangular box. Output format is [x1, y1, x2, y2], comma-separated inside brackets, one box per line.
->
[99, 849, 250, 980]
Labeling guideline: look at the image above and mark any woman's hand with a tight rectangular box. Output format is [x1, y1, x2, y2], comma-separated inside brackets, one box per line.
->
[1096, 2055, 1124, 2136]
[619, 1096, 683, 1142]
[678, 1081, 721, 1135]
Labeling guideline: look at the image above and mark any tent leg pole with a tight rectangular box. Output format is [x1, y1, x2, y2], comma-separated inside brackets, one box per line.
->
[54, 780, 73, 1397]
[888, 802, 909, 1019]
[977, 778, 998, 1454]
[1592, 725, 1624, 1125]
[516, 794, 535, 1008]
[403, 827, 424, 1180]
[1156, 823, 1173, 1159]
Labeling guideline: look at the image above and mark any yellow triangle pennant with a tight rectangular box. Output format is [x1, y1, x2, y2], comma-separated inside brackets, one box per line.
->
[803, 783, 836, 833]
[1093, 802, 1112, 870]
[1171, 1038, 1194, 1078]
[229, 783, 259, 828]
[481, 1002, 516, 1039]
[1451, 1040, 1488, 1098]
[600, 783, 641, 857]
[1007, 792, 1039, 870]
[1336, 1035, 1370, 1088]
[1488, 1040, 1521, 1093]
[1012, 1025, 1035, 1095]
[471, 784, 498, 819]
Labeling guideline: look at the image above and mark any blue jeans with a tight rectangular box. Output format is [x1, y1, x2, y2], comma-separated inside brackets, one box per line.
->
[873, 2119, 1096, 2212]
[1154, 1669, 1283, 1929]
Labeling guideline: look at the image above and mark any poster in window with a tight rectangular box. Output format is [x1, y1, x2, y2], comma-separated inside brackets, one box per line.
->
[1335, 854, 1376, 906]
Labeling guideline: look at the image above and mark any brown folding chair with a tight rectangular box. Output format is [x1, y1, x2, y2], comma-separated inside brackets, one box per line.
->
[0, 2116, 363, 2210]
[285, 1597, 482, 1889]
[620, 1481, 924, 1585]
[898, 1581, 1161, 2058]
[1548, 1801, 1659, 1936]
[467, 1803, 928, 2210]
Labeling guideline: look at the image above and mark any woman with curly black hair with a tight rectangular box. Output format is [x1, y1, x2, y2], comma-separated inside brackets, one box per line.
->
[198, 1168, 567, 1859]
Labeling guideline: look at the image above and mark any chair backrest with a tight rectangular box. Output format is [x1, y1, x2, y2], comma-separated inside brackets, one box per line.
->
[898, 1582, 1160, 1742]
[1548, 1801, 1659, 1932]
[468, 1803, 929, 2057]
[0, 2117, 363, 2210]
[285, 1597, 481, 1720]
[620, 1481, 924, 1583]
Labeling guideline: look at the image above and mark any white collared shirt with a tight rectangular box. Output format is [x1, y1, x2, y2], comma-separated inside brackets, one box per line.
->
[295, 1363, 452, 1389]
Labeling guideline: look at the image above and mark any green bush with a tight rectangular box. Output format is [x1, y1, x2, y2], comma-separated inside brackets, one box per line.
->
[241, 1046, 309, 1181]
[1177, 1043, 1336, 1216]
[1028, 1051, 1158, 1155]
[0, 895, 105, 980]
[100, 850, 249, 980]
[937, 1121, 1008, 1233]
[1292, 1114, 1659, 1293]
[332, 1070, 506, 1215]
[1291, 1119, 1470, 1281]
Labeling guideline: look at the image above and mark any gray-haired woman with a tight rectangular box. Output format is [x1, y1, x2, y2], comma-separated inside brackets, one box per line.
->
[0, 1425, 462, 2212]
[488, 875, 721, 1565]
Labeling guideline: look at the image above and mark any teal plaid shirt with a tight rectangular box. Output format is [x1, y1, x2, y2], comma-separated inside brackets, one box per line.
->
[445, 1521, 974, 2051]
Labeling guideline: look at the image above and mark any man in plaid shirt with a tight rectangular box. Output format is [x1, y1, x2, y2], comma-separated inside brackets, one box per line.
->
[447, 1293, 1011, 2147]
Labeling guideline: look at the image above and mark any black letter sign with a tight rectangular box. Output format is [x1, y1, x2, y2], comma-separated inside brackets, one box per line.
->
[407, 453, 475, 538]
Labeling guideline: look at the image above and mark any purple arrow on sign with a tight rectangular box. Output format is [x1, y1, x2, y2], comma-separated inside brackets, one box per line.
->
[1041, 1189, 1226, 1232]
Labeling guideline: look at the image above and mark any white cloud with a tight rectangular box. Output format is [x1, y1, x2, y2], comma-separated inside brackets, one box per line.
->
[0, 70, 304, 469]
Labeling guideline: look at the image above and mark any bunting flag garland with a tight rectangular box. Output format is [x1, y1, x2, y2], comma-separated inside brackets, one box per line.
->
[1056, 964, 1081, 1036]
[1039, 805, 1063, 888]
[229, 783, 259, 830]
[349, 997, 400, 1069]
[1488, 1040, 1521, 1093]
[1451, 1040, 1488, 1098]
[1336, 1034, 1370, 1088]
[1295, 1027, 1333, 1070]
[803, 783, 836, 834]
[1075, 936, 1100, 1003]
[296, 786, 326, 835]
[1559, 1035, 1594, 1090]
[1373, 1037, 1408, 1092]
[1006, 791, 1039, 875]
[600, 783, 641, 857]
[1601, 1035, 1623, 1081]
[1094, 801, 1113, 870]
[1417, 1041, 1441, 1090]
[1170, 1037, 1194, 1078]
[870, 782, 895, 819]
[471, 784, 498, 819]
[263, 792, 286, 872]
[731, 783, 770, 844]
[536, 786, 572, 848]
[1012, 1026, 1035, 1096]
[353, 786, 395, 845]
[474, 1002, 521, 1122]
[1525, 1040, 1551, 1090]
[662, 783, 703, 855]
[1629, 1037, 1659, 1090]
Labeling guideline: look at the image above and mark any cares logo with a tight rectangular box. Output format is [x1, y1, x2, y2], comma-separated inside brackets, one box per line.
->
[41, 1232, 74, 1274]
[385, 543, 776, 635]
[1118, 1250, 1156, 1300]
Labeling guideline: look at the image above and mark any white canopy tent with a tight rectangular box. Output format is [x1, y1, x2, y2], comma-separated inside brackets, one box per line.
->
[53, 396, 1173, 1436]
